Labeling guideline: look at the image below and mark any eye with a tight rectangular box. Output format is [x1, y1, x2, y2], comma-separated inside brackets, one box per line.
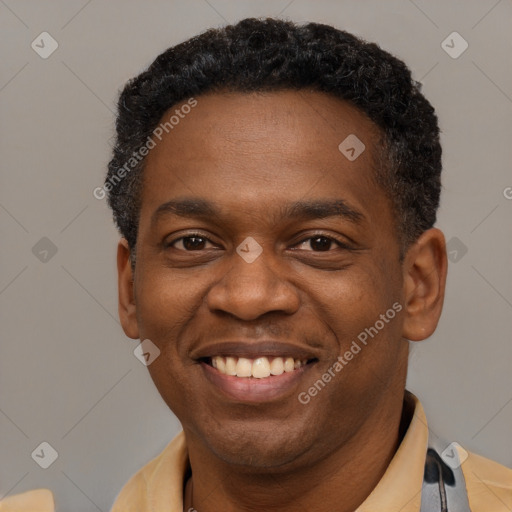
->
[167, 233, 216, 251]
[294, 235, 350, 252]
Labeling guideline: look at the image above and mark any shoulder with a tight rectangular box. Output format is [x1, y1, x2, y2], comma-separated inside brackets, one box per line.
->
[461, 446, 512, 512]
[110, 431, 187, 512]
[110, 466, 151, 512]
[0, 489, 54, 512]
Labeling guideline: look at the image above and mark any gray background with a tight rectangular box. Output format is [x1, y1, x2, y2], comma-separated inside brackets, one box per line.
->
[1, 0, 511, 510]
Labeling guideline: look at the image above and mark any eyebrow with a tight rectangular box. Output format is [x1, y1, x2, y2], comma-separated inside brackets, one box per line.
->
[151, 197, 365, 226]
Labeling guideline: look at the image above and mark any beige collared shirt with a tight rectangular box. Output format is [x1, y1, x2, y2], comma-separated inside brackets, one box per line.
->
[1, 392, 510, 511]
[110, 391, 512, 512]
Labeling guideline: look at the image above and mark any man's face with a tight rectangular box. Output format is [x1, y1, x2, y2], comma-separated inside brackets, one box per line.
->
[129, 90, 409, 469]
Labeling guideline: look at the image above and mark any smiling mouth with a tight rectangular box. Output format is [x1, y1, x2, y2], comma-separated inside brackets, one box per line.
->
[204, 356, 317, 379]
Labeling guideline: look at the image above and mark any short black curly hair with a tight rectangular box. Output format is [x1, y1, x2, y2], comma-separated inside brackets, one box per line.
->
[105, 17, 441, 265]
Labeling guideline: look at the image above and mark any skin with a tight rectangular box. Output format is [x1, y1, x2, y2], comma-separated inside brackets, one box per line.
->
[117, 90, 447, 512]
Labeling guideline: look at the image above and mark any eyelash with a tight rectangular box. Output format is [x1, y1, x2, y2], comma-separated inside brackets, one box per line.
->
[165, 231, 352, 252]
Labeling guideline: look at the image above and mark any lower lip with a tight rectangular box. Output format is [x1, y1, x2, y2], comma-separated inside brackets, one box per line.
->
[200, 361, 313, 403]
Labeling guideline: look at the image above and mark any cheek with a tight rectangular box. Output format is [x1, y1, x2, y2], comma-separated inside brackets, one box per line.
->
[135, 268, 202, 344]
[309, 260, 404, 389]
[135, 271, 205, 416]
[313, 263, 399, 342]
[133, 270, 206, 405]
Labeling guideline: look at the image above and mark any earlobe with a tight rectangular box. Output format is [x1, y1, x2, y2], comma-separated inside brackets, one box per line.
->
[401, 228, 448, 342]
[117, 238, 140, 340]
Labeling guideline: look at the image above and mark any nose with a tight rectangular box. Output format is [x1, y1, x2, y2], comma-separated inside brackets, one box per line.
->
[206, 247, 301, 321]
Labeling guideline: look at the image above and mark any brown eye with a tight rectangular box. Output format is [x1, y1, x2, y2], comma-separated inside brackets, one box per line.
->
[296, 236, 340, 252]
[309, 236, 333, 251]
[182, 236, 206, 250]
[169, 235, 215, 251]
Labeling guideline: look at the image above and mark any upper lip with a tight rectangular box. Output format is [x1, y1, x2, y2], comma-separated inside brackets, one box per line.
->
[191, 340, 319, 361]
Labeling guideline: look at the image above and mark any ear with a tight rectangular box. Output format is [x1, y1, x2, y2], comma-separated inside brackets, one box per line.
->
[117, 238, 139, 340]
[402, 228, 447, 341]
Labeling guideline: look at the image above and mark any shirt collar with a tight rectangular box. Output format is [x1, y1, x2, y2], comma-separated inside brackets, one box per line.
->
[356, 390, 429, 512]
[147, 390, 429, 512]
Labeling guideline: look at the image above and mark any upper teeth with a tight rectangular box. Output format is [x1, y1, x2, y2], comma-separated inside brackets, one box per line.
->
[211, 356, 307, 378]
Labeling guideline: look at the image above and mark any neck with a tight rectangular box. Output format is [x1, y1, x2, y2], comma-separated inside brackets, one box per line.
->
[183, 389, 412, 512]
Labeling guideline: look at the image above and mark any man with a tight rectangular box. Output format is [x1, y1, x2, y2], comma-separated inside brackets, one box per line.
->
[105, 18, 511, 512]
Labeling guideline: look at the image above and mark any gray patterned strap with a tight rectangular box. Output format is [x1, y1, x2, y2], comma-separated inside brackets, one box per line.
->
[420, 434, 471, 512]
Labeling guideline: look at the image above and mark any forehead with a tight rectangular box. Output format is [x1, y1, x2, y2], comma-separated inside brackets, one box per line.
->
[139, 90, 391, 233]
[154, 90, 380, 161]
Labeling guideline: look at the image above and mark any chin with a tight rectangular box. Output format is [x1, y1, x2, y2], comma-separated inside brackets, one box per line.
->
[204, 426, 312, 471]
